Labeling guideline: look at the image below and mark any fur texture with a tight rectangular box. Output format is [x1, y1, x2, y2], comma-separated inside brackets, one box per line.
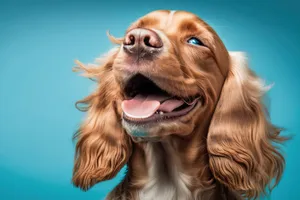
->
[72, 10, 287, 200]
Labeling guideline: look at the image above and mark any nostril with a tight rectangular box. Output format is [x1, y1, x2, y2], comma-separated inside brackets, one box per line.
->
[129, 35, 135, 45]
[143, 33, 163, 48]
[124, 34, 135, 45]
[143, 35, 151, 47]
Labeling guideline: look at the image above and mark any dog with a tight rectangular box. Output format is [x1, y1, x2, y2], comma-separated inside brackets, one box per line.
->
[72, 10, 287, 200]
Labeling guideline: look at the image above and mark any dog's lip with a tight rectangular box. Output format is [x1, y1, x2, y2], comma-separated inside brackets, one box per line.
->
[122, 73, 201, 101]
[122, 98, 201, 125]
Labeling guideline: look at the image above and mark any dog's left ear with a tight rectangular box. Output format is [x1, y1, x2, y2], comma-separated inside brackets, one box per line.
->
[207, 52, 287, 198]
[72, 48, 132, 191]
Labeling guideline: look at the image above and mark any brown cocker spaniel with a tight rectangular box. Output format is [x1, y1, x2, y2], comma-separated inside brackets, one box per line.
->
[72, 10, 287, 200]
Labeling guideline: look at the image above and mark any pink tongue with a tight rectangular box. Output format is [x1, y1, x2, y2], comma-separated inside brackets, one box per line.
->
[121, 94, 184, 119]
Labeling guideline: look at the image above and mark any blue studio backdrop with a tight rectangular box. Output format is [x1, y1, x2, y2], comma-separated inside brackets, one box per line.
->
[0, 0, 299, 199]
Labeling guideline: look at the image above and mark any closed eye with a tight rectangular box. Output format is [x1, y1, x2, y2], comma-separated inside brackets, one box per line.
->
[187, 37, 205, 46]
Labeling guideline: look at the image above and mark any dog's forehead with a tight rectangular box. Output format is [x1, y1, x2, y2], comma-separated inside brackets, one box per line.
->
[129, 10, 211, 35]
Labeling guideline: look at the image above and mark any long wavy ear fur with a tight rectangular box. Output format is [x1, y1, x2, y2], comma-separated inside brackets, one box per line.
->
[72, 48, 132, 191]
[207, 52, 288, 199]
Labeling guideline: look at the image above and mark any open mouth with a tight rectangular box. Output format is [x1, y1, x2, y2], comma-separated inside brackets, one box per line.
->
[121, 74, 202, 124]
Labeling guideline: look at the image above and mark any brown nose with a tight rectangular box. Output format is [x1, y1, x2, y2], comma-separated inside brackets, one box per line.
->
[123, 28, 163, 57]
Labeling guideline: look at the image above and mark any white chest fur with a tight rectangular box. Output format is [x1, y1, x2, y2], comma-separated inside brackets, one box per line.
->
[138, 142, 195, 200]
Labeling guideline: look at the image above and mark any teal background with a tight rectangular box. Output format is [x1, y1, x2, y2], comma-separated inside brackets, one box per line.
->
[0, 0, 299, 199]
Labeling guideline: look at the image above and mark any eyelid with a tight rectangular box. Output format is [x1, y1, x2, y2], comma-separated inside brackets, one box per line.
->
[186, 36, 207, 47]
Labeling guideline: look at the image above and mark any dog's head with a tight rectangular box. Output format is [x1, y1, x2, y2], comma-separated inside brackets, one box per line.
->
[72, 10, 286, 199]
[113, 10, 228, 139]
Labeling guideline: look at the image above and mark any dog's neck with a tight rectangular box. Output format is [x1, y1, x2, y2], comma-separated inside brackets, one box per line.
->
[124, 123, 220, 200]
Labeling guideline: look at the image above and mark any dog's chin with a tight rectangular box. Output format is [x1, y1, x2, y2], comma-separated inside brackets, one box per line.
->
[121, 99, 203, 141]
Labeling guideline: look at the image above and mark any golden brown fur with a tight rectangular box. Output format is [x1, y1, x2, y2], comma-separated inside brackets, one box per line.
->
[72, 10, 287, 200]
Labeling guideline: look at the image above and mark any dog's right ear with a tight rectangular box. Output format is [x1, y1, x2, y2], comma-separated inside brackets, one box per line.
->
[207, 52, 287, 198]
[72, 48, 132, 191]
